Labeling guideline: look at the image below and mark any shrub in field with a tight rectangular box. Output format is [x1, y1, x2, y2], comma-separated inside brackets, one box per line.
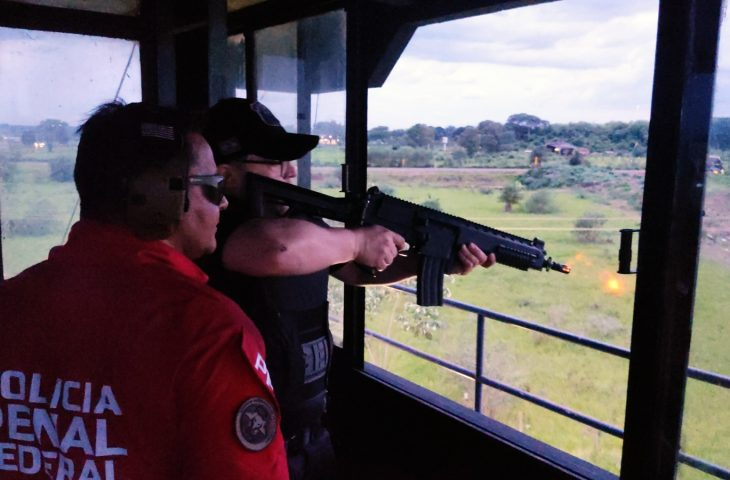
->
[519, 164, 616, 190]
[568, 151, 587, 166]
[499, 182, 524, 212]
[393, 276, 454, 340]
[4, 200, 63, 237]
[450, 148, 468, 165]
[573, 211, 609, 243]
[524, 190, 559, 214]
[367, 146, 436, 168]
[0, 160, 19, 182]
[50, 156, 75, 182]
[407, 148, 435, 167]
[397, 303, 442, 339]
[421, 195, 442, 211]
[367, 146, 396, 167]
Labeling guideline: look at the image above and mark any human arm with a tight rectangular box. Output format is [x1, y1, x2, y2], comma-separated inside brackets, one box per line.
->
[221, 217, 406, 276]
[332, 242, 497, 286]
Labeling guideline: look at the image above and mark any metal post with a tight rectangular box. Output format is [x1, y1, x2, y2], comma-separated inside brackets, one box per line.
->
[475, 313, 485, 412]
[297, 20, 312, 189]
[620, 0, 723, 478]
[343, 0, 368, 369]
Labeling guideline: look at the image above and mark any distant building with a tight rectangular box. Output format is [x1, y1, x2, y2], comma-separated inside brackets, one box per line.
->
[545, 140, 590, 157]
[319, 135, 339, 146]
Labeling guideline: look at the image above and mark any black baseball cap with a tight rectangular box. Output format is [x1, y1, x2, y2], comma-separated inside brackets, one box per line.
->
[204, 97, 319, 164]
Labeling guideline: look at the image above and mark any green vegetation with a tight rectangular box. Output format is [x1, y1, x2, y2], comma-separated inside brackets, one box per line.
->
[311, 145, 344, 167]
[323, 169, 729, 477]
[524, 190, 559, 214]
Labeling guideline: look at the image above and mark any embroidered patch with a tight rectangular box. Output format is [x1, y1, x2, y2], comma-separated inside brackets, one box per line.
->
[235, 397, 277, 451]
[140, 122, 175, 140]
[302, 336, 329, 384]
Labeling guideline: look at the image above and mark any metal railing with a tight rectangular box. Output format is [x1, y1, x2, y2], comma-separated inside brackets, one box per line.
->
[364, 284, 730, 479]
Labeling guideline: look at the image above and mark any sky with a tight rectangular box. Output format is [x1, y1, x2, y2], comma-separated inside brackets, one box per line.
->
[0, 28, 141, 127]
[367, 0, 730, 129]
[367, 0, 666, 128]
[1, 0, 729, 129]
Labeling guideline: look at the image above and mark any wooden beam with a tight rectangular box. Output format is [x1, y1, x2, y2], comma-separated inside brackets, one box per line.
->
[0, 1, 141, 39]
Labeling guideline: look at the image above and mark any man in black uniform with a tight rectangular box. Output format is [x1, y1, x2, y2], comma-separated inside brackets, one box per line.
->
[200, 98, 495, 480]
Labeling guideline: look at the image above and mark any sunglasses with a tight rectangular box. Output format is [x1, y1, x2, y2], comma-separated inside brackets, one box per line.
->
[188, 174, 226, 205]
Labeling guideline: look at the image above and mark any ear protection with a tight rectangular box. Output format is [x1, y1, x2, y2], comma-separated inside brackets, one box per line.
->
[124, 121, 189, 240]
[126, 158, 187, 240]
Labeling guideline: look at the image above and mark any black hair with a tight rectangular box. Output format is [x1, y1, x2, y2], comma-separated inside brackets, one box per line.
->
[74, 101, 195, 226]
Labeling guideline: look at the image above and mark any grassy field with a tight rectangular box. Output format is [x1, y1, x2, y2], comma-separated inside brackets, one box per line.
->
[354, 183, 636, 474]
[2, 157, 728, 477]
[321, 170, 728, 477]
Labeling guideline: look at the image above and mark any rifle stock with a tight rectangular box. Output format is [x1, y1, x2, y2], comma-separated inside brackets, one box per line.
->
[246, 173, 570, 306]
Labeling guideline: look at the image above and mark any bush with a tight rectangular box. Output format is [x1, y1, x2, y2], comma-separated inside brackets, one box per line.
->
[50, 156, 75, 182]
[407, 148, 435, 167]
[440, 150, 465, 167]
[0, 160, 19, 182]
[524, 190, 559, 214]
[568, 152, 586, 166]
[452, 148, 468, 161]
[499, 182, 524, 212]
[3, 199, 63, 237]
[367, 146, 396, 167]
[366, 146, 436, 167]
[519, 164, 616, 190]
[573, 211, 609, 243]
[421, 195, 442, 211]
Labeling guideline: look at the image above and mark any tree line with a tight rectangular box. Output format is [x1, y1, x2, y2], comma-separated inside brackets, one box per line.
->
[312, 114, 730, 158]
[7, 114, 730, 159]
[367, 113, 650, 158]
[4, 119, 76, 152]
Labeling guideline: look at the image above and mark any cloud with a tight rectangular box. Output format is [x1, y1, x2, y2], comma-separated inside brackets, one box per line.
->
[368, 0, 661, 128]
[0, 27, 141, 126]
[409, 1, 658, 69]
[3, 0, 730, 131]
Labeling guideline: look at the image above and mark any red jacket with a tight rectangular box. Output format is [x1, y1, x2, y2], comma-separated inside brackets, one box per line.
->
[0, 220, 288, 479]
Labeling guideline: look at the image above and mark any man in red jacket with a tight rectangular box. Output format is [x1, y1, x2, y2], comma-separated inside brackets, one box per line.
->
[0, 102, 288, 479]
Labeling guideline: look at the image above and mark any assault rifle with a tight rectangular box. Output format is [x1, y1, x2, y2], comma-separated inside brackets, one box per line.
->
[246, 173, 570, 306]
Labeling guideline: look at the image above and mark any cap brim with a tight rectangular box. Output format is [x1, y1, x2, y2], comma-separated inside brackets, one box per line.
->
[252, 132, 320, 161]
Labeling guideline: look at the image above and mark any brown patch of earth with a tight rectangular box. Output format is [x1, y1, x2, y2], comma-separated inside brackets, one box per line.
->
[701, 190, 730, 267]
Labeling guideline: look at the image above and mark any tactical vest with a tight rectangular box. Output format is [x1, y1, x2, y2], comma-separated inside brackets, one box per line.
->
[200, 204, 333, 438]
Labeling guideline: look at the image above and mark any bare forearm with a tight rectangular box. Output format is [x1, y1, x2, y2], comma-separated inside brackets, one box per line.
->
[333, 243, 497, 285]
[333, 254, 418, 286]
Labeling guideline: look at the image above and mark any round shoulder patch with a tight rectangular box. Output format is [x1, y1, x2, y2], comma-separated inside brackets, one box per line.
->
[235, 397, 277, 451]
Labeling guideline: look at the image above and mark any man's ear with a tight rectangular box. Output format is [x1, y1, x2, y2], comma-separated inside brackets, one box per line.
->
[216, 163, 234, 178]
[217, 163, 241, 196]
